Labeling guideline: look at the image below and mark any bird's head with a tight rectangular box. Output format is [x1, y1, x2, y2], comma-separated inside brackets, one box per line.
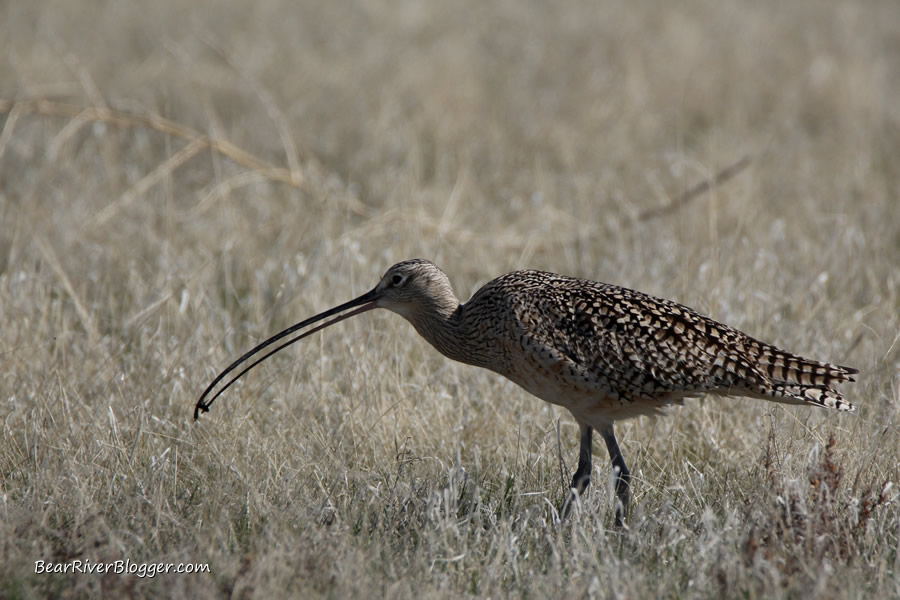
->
[373, 259, 458, 321]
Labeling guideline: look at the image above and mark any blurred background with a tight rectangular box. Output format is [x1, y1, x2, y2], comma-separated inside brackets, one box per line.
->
[1, 1, 898, 597]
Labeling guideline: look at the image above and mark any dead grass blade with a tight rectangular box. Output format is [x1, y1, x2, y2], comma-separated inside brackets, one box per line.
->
[0, 100, 25, 163]
[0, 97, 304, 187]
[639, 155, 753, 221]
[36, 236, 101, 346]
[91, 138, 205, 227]
[0, 98, 379, 218]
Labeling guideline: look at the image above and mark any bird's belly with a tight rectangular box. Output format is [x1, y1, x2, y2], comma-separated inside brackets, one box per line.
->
[501, 361, 676, 426]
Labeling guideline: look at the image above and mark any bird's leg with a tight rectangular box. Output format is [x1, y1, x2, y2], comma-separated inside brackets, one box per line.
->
[600, 424, 631, 527]
[560, 423, 593, 519]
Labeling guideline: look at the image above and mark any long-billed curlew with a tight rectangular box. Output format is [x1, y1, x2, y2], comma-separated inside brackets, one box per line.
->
[195, 259, 857, 524]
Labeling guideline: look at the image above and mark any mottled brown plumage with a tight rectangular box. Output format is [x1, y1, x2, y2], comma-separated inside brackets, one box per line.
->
[196, 258, 857, 524]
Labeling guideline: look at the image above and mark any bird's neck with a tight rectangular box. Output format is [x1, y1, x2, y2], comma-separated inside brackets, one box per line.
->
[407, 299, 479, 366]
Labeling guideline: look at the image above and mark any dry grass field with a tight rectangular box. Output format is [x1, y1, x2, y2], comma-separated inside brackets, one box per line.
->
[2, 1, 899, 597]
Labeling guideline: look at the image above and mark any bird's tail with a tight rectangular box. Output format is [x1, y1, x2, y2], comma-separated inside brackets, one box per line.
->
[750, 342, 858, 411]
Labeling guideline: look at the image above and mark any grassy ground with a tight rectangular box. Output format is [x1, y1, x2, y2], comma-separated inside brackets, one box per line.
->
[2, 1, 899, 597]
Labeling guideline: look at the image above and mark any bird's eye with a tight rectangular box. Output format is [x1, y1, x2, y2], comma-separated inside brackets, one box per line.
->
[391, 274, 404, 286]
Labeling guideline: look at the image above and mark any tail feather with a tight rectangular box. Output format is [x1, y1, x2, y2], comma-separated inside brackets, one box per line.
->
[747, 341, 856, 382]
[738, 338, 857, 411]
[774, 382, 856, 412]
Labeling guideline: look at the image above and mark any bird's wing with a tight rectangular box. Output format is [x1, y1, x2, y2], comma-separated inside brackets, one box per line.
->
[508, 276, 780, 401]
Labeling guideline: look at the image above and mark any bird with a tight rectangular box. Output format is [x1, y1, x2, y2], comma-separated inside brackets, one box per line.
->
[195, 259, 858, 525]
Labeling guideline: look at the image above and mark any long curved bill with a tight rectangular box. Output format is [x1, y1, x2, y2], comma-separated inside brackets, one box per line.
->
[194, 287, 380, 420]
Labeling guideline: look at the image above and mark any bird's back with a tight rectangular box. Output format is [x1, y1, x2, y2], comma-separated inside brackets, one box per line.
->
[460, 270, 856, 420]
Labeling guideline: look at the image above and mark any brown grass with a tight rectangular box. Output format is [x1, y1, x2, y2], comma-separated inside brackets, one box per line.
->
[2, 0, 899, 597]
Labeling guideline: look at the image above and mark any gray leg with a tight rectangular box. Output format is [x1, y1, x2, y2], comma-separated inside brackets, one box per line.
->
[600, 424, 631, 526]
[560, 423, 593, 518]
